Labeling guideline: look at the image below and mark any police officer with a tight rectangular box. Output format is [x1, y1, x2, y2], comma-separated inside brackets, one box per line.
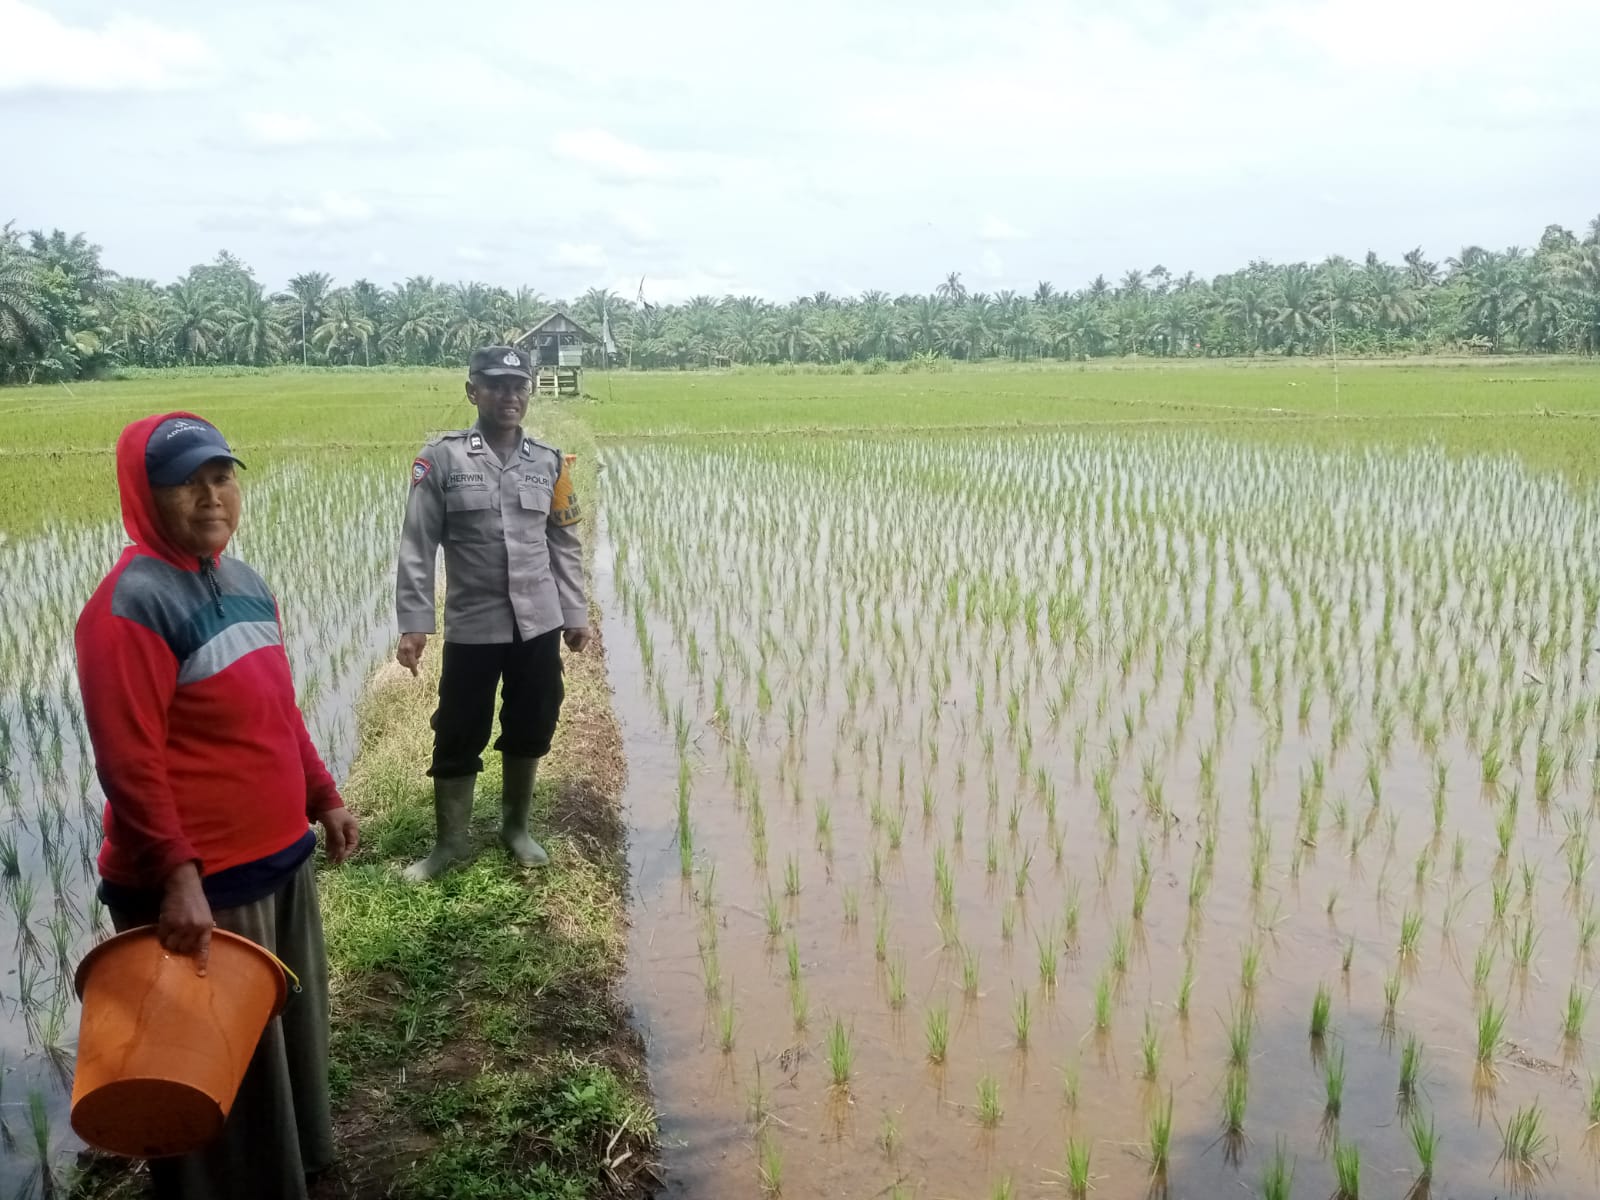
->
[395, 345, 589, 882]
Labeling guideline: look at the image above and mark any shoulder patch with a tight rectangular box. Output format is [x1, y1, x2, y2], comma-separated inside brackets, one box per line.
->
[411, 457, 432, 486]
[549, 463, 582, 527]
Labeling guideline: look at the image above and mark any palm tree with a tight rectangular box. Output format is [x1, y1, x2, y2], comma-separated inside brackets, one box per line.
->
[384, 278, 446, 364]
[164, 279, 225, 364]
[936, 272, 967, 304]
[222, 279, 287, 365]
[1268, 265, 1322, 354]
[104, 278, 167, 365]
[286, 271, 332, 364]
[774, 301, 817, 363]
[0, 231, 51, 357]
[313, 290, 377, 364]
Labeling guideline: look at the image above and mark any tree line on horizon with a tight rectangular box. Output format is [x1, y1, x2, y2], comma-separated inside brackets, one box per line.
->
[2, 215, 1598, 384]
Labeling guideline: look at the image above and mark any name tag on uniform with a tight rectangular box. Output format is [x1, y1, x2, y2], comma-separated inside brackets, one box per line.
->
[446, 471, 488, 490]
[521, 473, 551, 489]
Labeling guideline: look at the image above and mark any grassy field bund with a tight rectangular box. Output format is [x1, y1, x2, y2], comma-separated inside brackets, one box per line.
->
[2, 356, 1600, 1199]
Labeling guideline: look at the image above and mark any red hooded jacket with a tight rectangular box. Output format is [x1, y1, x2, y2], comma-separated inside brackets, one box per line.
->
[75, 413, 342, 894]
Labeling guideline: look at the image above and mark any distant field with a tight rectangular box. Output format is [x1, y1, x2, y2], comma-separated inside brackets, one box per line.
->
[2, 358, 1599, 536]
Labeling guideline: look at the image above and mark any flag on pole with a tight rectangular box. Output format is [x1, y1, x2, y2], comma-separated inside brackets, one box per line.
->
[601, 299, 617, 358]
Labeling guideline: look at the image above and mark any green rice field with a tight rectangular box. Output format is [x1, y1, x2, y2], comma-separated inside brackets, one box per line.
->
[4, 358, 1600, 1197]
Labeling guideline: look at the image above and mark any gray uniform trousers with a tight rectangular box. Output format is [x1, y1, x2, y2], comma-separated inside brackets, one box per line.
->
[109, 857, 333, 1200]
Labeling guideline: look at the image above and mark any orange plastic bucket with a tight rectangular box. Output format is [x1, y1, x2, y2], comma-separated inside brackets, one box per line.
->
[70, 927, 288, 1158]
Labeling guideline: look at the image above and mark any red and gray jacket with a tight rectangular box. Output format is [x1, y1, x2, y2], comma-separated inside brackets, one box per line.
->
[75, 412, 343, 901]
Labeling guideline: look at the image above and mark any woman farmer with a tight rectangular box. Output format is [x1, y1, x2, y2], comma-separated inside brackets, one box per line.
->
[74, 413, 359, 1200]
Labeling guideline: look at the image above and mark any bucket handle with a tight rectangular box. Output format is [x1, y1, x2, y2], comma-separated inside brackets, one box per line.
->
[261, 948, 302, 995]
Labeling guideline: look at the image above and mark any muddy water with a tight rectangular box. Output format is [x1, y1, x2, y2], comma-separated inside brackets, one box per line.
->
[612, 434, 1600, 1200]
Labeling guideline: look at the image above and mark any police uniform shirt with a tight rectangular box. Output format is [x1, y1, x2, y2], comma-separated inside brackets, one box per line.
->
[396, 428, 586, 644]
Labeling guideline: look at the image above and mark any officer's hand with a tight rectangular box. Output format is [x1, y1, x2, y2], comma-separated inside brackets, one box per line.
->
[397, 633, 428, 677]
[563, 627, 592, 653]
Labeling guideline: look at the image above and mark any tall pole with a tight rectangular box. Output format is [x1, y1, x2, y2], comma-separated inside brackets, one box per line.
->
[301, 300, 307, 366]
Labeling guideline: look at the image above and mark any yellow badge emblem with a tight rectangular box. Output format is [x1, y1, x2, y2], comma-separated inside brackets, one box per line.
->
[550, 462, 582, 527]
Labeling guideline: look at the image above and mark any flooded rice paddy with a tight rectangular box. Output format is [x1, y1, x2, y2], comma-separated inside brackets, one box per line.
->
[0, 462, 398, 1195]
[610, 431, 1600, 1200]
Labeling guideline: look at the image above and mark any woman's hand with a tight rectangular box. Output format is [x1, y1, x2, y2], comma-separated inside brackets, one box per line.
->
[159, 862, 214, 975]
[320, 806, 360, 865]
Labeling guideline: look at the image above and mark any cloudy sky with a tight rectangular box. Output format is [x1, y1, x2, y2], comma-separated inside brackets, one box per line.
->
[3, 0, 1597, 302]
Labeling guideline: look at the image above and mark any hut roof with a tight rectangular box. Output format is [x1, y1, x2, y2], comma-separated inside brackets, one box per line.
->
[515, 309, 595, 342]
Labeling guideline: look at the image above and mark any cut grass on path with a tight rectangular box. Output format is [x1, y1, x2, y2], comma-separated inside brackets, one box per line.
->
[313, 615, 656, 1199]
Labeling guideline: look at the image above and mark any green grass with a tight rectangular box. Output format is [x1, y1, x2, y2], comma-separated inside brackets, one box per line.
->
[309, 625, 657, 1196]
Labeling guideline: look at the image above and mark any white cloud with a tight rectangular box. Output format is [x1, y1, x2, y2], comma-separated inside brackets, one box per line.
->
[980, 249, 1005, 280]
[282, 192, 373, 228]
[0, 1, 212, 92]
[553, 243, 607, 270]
[242, 110, 391, 147]
[979, 216, 1026, 242]
[550, 128, 671, 181]
[607, 206, 660, 245]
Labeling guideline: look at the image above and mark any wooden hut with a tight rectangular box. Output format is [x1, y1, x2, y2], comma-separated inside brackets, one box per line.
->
[514, 310, 594, 398]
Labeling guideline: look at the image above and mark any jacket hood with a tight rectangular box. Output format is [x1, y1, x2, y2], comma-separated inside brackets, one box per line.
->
[116, 411, 229, 569]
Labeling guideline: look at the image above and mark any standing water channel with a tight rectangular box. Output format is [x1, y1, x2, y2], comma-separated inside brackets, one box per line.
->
[610, 431, 1600, 1200]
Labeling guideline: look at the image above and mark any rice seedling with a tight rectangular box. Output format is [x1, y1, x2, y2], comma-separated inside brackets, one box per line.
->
[1342, 937, 1355, 973]
[1383, 972, 1402, 1027]
[757, 1130, 783, 1195]
[1562, 980, 1589, 1042]
[1093, 971, 1113, 1031]
[1064, 1137, 1092, 1199]
[1310, 981, 1332, 1041]
[880, 1110, 900, 1159]
[842, 887, 859, 925]
[1497, 1102, 1549, 1180]
[1177, 956, 1195, 1018]
[1226, 999, 1254, 1069]
[1398, 1033, 1423, 1102]
[1510, 915, 1540, 970]
[719, 996, 737, 1052]
[1240, 940, 1262, 992]
[1147, 1088, 1173, 1176]
[976, 1072, 1003, 1126]
[874, 903, 890, 963]
[1398, 908, 1423, 958]
[1259, 1137, 1294, 1200]
[1221, 1066, 1248, 1139]
[882, 952, 908, 1011]
[1139, 1011, 1161, 1080]
[1062, 1060, 1081, 1109]
[1036, 927, 1059, 987]
[1324, 1043, 1346, 1117]
[790, 980, 809, 1031]
[826, 1018, 854, 1088]
[1332, 1138, 1361, 1199]
[999, 900, 1016, 943]
[1012, 989, 1033, 1049]
[1111, 922, 1131, 974]
[1409, 1110, 1438, 1187]
[1473, 938, 1497, 990]
[962, 944, 982, 999]
[925, 1001, 950, 1063]
[1476, 997, 1506, 1065]
[783, 852, 801, 897]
